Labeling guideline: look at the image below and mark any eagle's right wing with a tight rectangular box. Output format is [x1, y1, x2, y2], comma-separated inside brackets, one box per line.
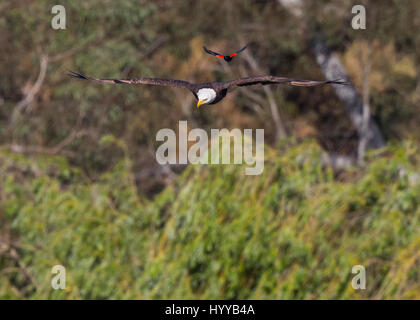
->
[68, 71, 192, 88]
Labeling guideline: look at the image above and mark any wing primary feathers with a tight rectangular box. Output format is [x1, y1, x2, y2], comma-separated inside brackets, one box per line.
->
[203, 46, 223, 57]
[230, 45, 248, 57]
[290, 78, 349, 86]
[235, 45, 248, 54]
[67, 70, 128, 84]
[68, 70, 192, 88]
[223, 76, 349, 89]
[67, 70, 90, 81]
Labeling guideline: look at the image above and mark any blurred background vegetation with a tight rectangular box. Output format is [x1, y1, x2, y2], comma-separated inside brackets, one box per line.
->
[0, 0, 419, 299]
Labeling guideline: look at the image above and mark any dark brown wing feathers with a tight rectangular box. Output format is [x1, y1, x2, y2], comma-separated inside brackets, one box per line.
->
[68, 71, 348, 94]
[68, 71, 191, 88]
[223, 76, 348, 89]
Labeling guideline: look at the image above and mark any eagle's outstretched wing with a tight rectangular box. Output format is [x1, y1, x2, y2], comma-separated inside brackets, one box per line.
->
[68, 71, 192, 88]
[223, 75, 348, 89]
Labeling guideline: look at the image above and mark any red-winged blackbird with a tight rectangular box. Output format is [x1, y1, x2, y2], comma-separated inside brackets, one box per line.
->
[203, 45, 248, 62]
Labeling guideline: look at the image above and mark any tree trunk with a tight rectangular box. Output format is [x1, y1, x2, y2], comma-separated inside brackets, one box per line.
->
[312, 35, 385, 150]
[278, 0, 385, 150]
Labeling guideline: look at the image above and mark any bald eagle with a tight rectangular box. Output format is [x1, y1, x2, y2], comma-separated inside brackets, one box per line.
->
[68, 71, 347, 108]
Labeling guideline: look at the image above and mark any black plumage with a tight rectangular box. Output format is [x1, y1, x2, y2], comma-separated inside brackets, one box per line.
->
[203, 45, 248, 62]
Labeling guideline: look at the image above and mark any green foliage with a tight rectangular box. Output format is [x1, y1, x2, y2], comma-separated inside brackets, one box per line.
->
[1, 0, 420, 300]
[2, 0, 419, 180]
[1, 141, 419, 299]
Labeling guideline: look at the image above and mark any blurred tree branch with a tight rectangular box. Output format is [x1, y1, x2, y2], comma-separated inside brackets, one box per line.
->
[241, 48, 288, 140]
[7, 108, 87, 157]
[10, 53, 48, 127]
[0, 240, 38, 297]
[279, 0, 385, 151]
[358, 42, 373, 163]
[312, 35, 384, 150]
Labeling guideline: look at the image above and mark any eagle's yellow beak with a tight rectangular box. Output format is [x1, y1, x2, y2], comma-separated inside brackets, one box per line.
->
[197, 100, 205, 108]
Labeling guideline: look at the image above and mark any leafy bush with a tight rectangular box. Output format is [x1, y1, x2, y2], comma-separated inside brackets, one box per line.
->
[1, 140, 419, 299]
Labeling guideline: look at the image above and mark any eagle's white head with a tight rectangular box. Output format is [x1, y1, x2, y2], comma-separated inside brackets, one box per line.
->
[197, 88, 217, 108]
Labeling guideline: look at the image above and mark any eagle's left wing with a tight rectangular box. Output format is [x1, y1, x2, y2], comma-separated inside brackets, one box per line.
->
[223, 75, 348, 89]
